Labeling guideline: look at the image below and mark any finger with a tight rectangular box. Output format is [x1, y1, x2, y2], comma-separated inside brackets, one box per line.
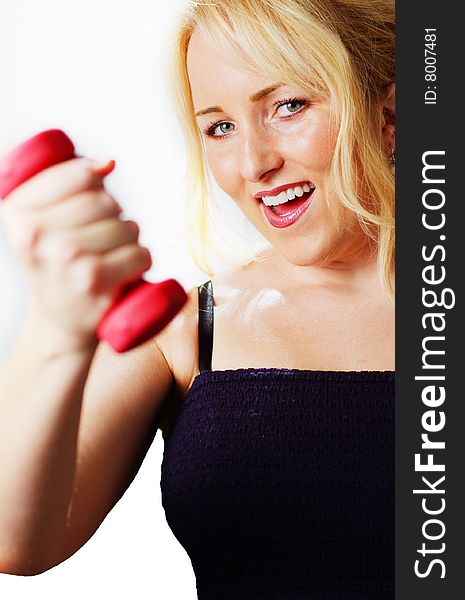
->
[26, 189, 123, 230]
[35, 220, 140, 263]
[69, 245, 153, 296]
[66, 219, 140, 255]
[99, 244, 153, 292]
[3, 190, 123, 260]
[5, 157, 114, 210]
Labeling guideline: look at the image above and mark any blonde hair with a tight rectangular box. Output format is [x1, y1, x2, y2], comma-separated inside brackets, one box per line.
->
[170, 0, 395, 297]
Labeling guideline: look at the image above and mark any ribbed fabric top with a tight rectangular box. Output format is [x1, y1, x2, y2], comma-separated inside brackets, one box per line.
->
[161, 369, 394, 599]
[160, 282, 394, 599]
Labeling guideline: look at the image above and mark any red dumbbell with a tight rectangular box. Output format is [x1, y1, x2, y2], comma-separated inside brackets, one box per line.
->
[0, 129, 187, 352]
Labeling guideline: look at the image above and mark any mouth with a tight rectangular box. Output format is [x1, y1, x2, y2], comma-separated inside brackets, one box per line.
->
[255, 181, 316, 228]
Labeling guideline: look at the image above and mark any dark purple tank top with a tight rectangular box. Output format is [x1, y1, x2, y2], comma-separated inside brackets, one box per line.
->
[160, 281, 394, 599]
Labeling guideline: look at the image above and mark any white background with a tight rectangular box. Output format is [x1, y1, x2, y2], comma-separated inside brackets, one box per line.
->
[0, 0, 213, 597]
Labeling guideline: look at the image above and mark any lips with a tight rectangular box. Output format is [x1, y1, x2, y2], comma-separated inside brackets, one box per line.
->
[259, 187, 316, 228]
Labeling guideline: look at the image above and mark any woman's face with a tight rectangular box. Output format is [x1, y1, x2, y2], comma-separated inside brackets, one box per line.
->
[187, 30, 369, 269]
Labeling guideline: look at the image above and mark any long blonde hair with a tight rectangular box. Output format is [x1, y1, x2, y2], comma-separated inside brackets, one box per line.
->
[170, 0, 395, 296]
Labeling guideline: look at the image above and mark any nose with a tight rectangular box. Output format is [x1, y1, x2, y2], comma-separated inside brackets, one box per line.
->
[238, 127, 283, 183]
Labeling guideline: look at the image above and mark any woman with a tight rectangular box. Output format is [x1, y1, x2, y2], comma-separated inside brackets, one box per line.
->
[0, 0, 395, 597]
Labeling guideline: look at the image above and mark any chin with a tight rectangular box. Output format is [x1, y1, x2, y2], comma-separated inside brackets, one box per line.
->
[275, 238, 334, 268]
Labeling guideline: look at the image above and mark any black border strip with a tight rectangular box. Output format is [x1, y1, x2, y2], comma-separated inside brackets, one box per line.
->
[396, 1, 464, 596]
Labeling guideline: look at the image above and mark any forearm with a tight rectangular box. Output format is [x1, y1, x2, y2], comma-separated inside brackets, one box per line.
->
[0, 302, 97, 574]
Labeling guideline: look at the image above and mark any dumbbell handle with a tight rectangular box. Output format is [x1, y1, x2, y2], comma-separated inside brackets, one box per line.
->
[0, 129, 187, 352]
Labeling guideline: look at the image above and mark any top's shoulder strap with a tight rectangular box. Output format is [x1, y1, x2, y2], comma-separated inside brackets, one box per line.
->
[197, 280, 214, 372]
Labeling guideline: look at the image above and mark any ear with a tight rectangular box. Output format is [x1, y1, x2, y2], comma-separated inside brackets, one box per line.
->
[380, 82, 395, 159]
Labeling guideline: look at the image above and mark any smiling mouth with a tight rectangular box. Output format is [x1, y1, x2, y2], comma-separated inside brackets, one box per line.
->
[257, 186, 316, 228]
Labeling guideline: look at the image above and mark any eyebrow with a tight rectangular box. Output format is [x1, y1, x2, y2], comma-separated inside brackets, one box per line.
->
[194, 83, 282, 117]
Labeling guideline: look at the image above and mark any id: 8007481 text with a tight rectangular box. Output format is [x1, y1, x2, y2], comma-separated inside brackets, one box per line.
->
[424, 28, 437, 105]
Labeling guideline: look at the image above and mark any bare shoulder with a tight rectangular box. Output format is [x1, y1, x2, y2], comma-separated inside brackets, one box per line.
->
[154, 282, 201, 398]
[156, 263, 263, 394]
[206, 259, 271, 307]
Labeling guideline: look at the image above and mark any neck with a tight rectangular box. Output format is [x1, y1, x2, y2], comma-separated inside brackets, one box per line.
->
[268, 241, 383, 292]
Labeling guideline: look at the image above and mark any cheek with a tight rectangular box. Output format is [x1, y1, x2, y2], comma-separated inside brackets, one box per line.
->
[305, 135, 334, 171]
[205, 147, 240, 196]
[279, 120, 336, 172]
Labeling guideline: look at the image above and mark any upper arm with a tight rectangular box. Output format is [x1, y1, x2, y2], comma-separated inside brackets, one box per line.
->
[58, 284, 199, 564]
[60, 337, 172, 562]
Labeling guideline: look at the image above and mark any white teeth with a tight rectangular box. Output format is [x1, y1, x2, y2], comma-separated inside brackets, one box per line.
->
[276, 191, 287, 204]
[261, 182, 314, 206]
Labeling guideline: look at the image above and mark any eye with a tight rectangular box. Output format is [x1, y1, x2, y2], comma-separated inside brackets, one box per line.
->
[203, 121, 236, 139]
[275, 98, 308, 117]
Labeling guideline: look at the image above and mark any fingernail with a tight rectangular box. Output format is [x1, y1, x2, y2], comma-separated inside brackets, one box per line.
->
[91, 159, 116, 177]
